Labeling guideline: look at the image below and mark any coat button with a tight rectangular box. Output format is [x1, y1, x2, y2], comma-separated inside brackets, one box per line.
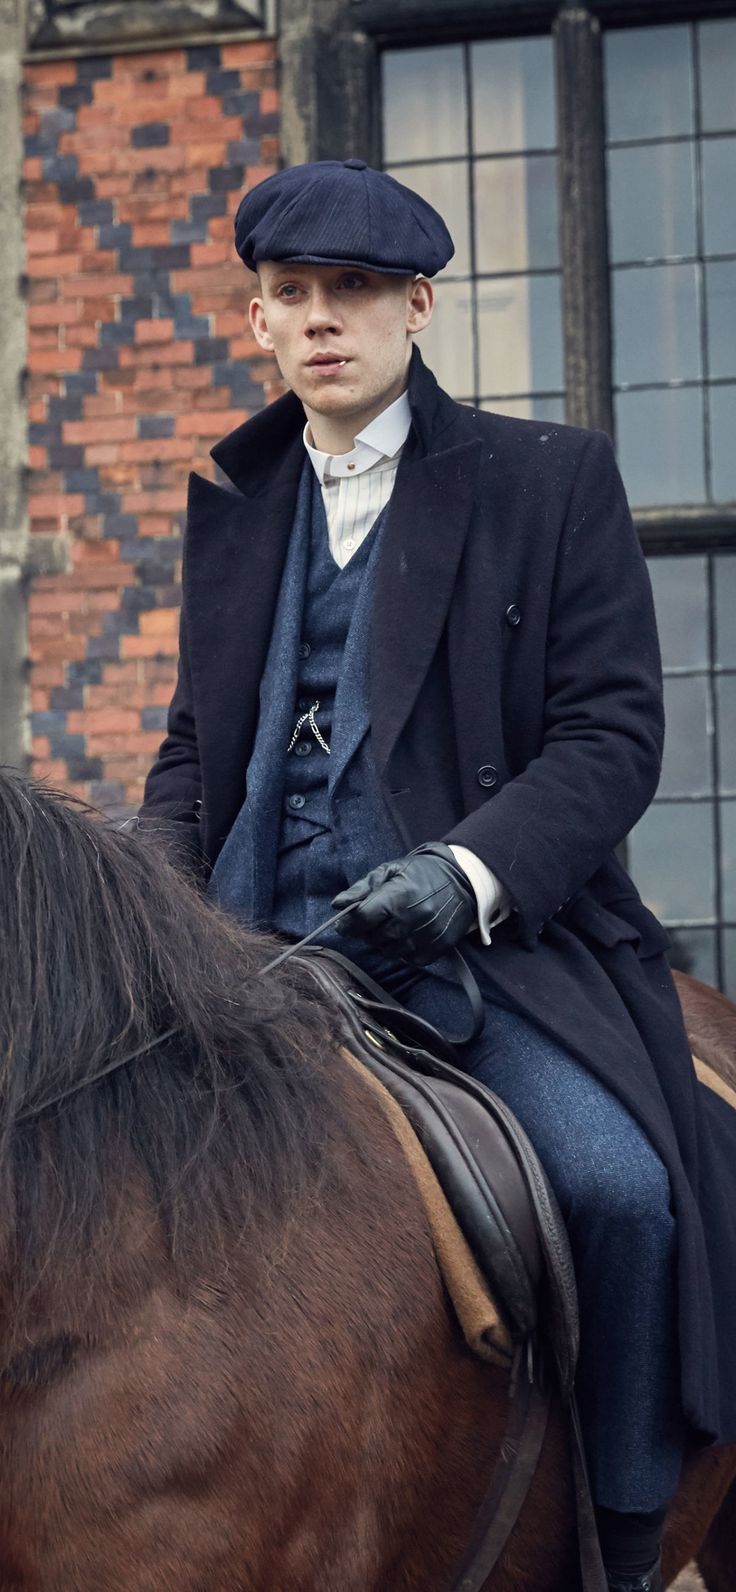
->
[298, 641, 311, 659]
[477, 765, 498, 789]
[293, 740, 312, 757]
[287, 793, 306, 810]
[505, 604, 521, 627]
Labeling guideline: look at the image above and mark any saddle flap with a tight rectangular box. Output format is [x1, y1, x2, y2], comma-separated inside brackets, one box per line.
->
[294, 948, 579, 1394]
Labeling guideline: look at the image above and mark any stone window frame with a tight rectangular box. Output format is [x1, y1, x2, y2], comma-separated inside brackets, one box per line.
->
[26, 0, 273, 53]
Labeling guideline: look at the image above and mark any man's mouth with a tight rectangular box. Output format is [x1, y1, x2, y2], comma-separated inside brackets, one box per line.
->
[307, 354, 350, 375]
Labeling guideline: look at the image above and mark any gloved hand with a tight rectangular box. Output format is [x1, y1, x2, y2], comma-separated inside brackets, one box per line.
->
[331, 842, 477, 965]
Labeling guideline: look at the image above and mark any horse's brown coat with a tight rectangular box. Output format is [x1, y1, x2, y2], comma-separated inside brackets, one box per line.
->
[0, 973, 734, 1590]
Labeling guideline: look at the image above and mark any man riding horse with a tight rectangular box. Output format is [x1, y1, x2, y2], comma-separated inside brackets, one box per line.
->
[140, 160, 736, 1592]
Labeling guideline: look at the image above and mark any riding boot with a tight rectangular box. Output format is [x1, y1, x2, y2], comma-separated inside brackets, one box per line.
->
[605, 1561, 662, 1592]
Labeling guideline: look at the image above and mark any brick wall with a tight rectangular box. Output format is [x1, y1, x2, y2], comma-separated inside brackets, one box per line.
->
[23, 39, 282, 815]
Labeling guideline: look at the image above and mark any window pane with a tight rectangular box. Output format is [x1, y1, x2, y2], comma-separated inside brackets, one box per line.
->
[724, 927, 736, 1002]
[605, 25, 694, 142]
[659, 675, 712, 797]
[471, 36, 556, 154]
[629, 801, 715, 922]
[710, 385, 736, 502]
[415, 280, 473, 398]
[612, 264, 701, 386]
[616, 388, 705, 508]
[722, 800, 736, 918]
[387, 161, 470, 278]
[607, 143, 697, 265]
[382, 46, 467, 162]
[715, 556, 736, 667]
[477, 274, 563, 396]
[475, 155, 559, 273]
[702, 138, 736, 257]
[699, 20, 736, 134]
[667, 927, 717, 986]
[717, 676, 736, 796]
[482, 396, 565, 422]
[706, 262, 736, 380]
[647, 555, 708, 670]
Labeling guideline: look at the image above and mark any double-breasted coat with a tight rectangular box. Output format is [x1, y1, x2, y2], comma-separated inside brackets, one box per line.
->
[141, 348, 736, 1447]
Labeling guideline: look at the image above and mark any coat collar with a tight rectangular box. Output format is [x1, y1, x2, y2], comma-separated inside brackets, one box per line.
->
[209, 345, 460, 497]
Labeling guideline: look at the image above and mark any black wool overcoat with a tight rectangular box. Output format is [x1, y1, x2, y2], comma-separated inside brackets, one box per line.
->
[142, 347, 736, 1447]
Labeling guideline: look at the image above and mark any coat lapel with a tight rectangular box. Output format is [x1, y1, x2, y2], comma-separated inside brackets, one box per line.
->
[370, 436, 482, 776]
[184, 423, 304, 816]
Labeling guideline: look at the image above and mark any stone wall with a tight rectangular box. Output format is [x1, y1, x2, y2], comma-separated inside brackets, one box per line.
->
[23, 36, 281, 812]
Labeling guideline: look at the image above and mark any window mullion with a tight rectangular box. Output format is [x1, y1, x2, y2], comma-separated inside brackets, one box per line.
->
[554, 5, 613, 436]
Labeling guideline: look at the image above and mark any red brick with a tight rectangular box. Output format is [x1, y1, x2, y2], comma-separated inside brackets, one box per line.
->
[112, 47, 187, 78]
[68, 708, 139, 734]
[119, 438, 192, 464]
[63, 416, 137, 444]
[83, 393, 121, 418]
[30, 662, 65, 687]
[118, 340, 194, 369]
[175, 409, 245, 438]
[61, 274, 133, 299]
[29, 300, 82, 328]
[190, 240, 232, 268]
[26, 251, 83, 279]
[169, 117, 242, 145]
[170, 264, 245, 294]
[171, 367, 211, 390]
[29, 491, 86, 518]
[121, 632, 178, 660]
[261, 87, 278, 114]
[118, 195, 189, 224]
[30, 636, 87, 662]
[28, 327, 59, 351]
[134, 317, 175, 345]
[86, 729, 163, 753]
[66, 324, 99, 349]
[121, 490, 185, 514]
[26, 60, 77, 85]
[138, 514, 175, 536]
[139, 608, 178, 637]
[28, 446, 47, 470]
[33, 758, 69, 781]
[222, 41, 274, 66]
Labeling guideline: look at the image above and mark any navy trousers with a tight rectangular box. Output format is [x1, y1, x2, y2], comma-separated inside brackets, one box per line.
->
[340, 944, 684, 1513]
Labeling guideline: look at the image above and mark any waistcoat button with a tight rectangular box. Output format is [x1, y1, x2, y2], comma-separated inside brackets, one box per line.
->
[298, 642, 311, 659]
[477, 765, 498, 789]
[287, 793, 306, 810]
[294, 741, 312, 757]
[505, 604, 521, 626]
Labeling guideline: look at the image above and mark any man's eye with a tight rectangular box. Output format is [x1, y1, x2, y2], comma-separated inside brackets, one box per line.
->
[278, 284, 300, 298]
[340, 274, 366, 290]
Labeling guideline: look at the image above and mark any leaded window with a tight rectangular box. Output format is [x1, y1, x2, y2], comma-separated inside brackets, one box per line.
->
[381, 15, 736, 996]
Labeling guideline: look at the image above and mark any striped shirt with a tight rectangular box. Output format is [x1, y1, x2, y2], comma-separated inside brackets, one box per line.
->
[303, 389, 411, 569]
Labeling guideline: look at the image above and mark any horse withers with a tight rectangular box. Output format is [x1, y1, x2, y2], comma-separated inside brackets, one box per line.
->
[0, 768, 734, 1592]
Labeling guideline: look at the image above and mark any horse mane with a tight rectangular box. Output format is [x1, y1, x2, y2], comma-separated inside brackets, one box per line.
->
[0, 770, 350, 1320]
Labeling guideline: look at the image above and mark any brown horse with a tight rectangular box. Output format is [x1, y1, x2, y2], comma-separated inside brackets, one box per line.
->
[0, 768, 733, 1592]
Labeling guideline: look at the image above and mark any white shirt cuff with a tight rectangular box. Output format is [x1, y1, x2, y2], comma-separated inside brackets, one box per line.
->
[449, 844, 511, 946]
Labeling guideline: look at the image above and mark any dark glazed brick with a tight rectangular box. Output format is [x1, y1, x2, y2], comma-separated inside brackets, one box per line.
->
[46, 443, 86, 468]
[57, 179, 96, 203]
[222, 92, 260, 118]
[42, 154, 78, 182]
[65, 373, 98, 398]
[90, 781, 126, 806]
[49, 394, 83, 423]
[191, 194, 227, 222]
[68, 660, 103, 686]
[68, 469, 101, 493]
[132, 124, 170, 149]
[50, 686, 84, 711]
[206, 69, 241, 94]
[49, 732, 85, 757]
[79, 200, 114, 226]
[209, 166, 244, 192]
[187, 44, 221, 70]
[87, 636, 121, 661]
[139, 416, 175, 440]
[58, 85, 94, 110]
[119, 245, 191, 272]
[227, 139, 262, 165]
[83, 346, 119, 371]
[33, 710, 68, 736]
[98, 222, 133, 250]
[84, 492, 121, 517]
[170, 219, 208, 245]
[67, 756, 104, 782]
[194, 337, 228, 365]
[141, 706, 168, 731]
[76, 56, 113, 81]
[104, 514, 138, 539]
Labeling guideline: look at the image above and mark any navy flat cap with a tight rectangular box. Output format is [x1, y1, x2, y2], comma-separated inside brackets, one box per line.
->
[234, 159, 454, 278]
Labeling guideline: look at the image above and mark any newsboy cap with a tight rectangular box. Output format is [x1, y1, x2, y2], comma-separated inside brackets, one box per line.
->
[234, 159, 454, 278]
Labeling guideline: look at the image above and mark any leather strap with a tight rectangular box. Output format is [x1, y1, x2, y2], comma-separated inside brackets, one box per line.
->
[449, 1348, 551, 1592]
[262, 913, 485, 1043]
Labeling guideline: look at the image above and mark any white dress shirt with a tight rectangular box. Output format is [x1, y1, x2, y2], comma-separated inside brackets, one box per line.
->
[303, 390, 510, 942]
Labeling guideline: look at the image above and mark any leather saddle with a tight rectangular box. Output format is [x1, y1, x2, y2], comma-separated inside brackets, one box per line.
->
[292, 946, 579, 1399]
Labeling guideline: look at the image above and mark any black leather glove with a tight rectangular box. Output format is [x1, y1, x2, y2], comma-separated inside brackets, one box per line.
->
[331, 842, 477, 965]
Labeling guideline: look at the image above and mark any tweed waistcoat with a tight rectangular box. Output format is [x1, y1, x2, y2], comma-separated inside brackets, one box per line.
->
[208, 462, 404, 937]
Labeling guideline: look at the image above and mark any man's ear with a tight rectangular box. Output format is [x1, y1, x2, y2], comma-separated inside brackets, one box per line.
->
[249, 295, 274, 352]
[406, 275, 434, 334]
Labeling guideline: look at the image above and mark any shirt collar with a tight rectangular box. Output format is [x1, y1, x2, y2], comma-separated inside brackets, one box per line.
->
[303, 388, 412, 483]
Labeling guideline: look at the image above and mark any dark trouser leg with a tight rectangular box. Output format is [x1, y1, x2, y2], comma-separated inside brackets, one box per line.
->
[349, 952, 684, 1515]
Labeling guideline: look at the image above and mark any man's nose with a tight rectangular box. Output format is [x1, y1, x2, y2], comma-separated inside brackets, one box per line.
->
[304, 289, 341, 335]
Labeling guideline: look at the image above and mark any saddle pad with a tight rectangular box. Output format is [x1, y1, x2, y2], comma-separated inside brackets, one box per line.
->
[340, 1047, 513, 1365]
[694, 1054, 736, 1113]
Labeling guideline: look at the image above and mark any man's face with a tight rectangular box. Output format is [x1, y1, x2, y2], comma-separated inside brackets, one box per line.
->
[249, 262, 433, 434]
